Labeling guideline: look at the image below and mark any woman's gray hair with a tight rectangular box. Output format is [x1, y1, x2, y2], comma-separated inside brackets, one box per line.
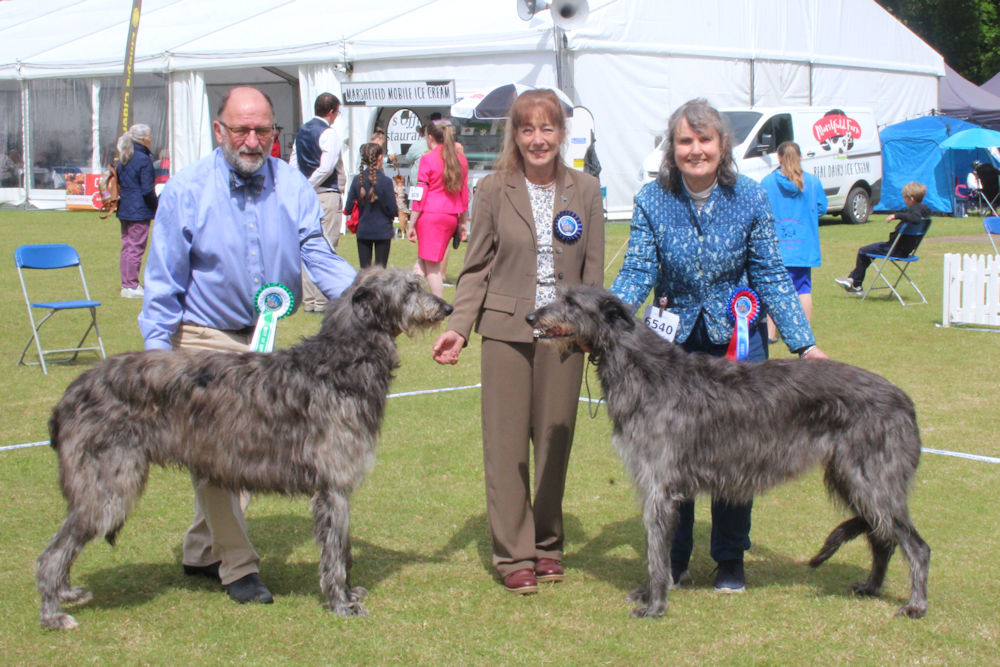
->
[658, 98, 737, 192]
[116, 123, 152, 165]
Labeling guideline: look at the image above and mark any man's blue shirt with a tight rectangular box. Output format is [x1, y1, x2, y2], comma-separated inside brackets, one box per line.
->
[139, 148, 356, 350]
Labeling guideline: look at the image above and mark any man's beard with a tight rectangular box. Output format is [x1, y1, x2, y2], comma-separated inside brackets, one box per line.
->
[223, 142, 267, 177]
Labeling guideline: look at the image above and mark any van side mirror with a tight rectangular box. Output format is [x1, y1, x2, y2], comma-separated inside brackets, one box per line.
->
[748, 133, 775, 158]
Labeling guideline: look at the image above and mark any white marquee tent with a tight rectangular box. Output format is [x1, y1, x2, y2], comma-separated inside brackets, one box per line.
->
[0, 0, 944, 216]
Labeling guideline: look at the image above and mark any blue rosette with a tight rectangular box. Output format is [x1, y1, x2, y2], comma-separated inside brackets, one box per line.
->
[725, 286, 759, 361]
[553, 210, 583, 244]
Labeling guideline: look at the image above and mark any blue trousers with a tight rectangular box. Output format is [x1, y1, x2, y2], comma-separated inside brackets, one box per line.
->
[670, 315, 768, 566]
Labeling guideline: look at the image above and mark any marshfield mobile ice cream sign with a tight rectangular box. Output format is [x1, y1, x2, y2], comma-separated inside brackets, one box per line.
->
[342, 81, 456, 107]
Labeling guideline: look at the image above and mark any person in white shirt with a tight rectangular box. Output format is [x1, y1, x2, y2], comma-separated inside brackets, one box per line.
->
[289, 92, 346, 312]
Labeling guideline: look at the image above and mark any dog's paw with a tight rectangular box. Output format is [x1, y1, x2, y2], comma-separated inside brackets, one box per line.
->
[58, 586, 93, 605]
[629, 601, 666, 618]
[894, 603, 927, 619]
[348, 586, 368, 602]
[626, 586, 649, 603]
[331, 600, 369, 618]
[40, 612, 79, 630]
[849, 582, 881, 597]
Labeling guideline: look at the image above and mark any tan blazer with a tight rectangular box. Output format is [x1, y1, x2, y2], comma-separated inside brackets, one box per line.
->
[448, 163, 605, 343]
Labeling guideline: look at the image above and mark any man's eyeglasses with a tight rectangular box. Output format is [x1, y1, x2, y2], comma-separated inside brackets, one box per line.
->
[219, 121, 276, 141]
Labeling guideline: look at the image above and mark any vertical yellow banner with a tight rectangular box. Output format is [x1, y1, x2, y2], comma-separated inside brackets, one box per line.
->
[117, 0, 143, 136]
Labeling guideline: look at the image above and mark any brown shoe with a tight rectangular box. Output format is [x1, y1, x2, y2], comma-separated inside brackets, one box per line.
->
[503, 568, 539, 595]
[535, 558, 565, 583]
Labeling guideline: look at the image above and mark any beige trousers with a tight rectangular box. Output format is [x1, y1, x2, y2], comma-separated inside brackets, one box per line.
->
[172, 324, 259, 585]
[480, 337, 585, 578]
[302, 190, 343, 311]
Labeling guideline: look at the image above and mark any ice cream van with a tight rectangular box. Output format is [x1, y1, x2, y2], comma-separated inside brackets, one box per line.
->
[641, 106, 882, 223]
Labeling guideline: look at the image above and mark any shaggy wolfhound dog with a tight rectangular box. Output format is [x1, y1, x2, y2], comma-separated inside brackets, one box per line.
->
[36, 268, 451, 630]
[527, 286, 930, 619]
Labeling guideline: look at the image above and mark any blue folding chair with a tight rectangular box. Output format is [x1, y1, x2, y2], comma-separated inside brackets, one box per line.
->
[861, 218, 932, 306]
[15, 244, 106, 374]
[984, 216, 1000, 256]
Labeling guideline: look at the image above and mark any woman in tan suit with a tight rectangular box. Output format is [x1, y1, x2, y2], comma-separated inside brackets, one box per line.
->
[433, 89, 605, 594]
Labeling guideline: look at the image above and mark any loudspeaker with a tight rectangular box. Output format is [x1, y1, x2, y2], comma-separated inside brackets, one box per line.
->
[516, 0, 589, 29]
[550, 0, 589, 29]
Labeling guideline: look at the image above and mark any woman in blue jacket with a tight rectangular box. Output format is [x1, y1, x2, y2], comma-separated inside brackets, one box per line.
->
[760, 141, 827, 339]
[611, 99, 828, 594]
[114, 124, 158, 298]
[344, 142, 398, 268]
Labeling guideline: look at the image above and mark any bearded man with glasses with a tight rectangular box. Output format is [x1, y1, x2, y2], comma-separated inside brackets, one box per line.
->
[139, 86, 357, 605]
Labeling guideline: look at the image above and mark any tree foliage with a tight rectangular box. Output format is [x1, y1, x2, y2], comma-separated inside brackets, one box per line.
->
[876, 0, 1000, 84]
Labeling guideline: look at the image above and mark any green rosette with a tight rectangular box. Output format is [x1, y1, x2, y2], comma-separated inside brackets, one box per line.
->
[250, 282, 294, 353]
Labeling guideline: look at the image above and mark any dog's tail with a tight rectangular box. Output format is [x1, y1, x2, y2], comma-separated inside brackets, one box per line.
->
[809, 516, 869, 567]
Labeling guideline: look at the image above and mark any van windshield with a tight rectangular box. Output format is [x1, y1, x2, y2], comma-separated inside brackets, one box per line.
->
[721, 111, 762, 145]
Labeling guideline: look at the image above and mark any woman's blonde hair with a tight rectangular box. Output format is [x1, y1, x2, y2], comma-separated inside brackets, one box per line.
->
[494, 89, 567, 174]
[116, 123, 151, 165]
[777, 141, 804, 191]
[425, 121, 463, 194]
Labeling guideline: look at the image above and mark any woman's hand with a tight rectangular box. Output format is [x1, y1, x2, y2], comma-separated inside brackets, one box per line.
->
[433, 330, 466, 365]
[800, 345, 829, 360]
[407, 211, 420, 243]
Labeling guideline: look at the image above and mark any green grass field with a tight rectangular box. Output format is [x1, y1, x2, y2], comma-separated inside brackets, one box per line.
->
[1, 208, 998, 665]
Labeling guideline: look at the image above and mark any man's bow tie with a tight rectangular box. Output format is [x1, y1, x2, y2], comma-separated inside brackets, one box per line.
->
[230, 171, 265, 196]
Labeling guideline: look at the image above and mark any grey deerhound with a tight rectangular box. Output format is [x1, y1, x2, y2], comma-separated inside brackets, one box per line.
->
[36, 268, 451, 630]
[526, 285, 930, 619]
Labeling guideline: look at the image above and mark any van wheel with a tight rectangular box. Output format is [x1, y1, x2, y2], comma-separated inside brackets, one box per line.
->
[843, 186, 871, 224]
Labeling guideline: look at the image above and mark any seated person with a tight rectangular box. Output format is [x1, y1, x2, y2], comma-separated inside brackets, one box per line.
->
[967, 162, 983, 193]
[835, 181, 931, 294]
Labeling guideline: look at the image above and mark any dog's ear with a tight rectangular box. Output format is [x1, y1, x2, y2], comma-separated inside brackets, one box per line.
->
[600, 295, 635, 331]
[351, 284, 377, 322]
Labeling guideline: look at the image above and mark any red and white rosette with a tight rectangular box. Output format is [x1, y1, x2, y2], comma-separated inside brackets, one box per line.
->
[725, 287, 760, 361]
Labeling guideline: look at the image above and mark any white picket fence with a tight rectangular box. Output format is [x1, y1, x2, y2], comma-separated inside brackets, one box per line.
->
[941, 253, 1000, 328]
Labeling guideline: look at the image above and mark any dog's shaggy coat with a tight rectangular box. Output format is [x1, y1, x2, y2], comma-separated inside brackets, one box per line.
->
[36, 268, 451, 630]
[527, 285, 930, 619]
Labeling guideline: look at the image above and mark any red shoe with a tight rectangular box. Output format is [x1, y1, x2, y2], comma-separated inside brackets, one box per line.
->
[535, 558, 565, 583]
[503, 568, 539, 595]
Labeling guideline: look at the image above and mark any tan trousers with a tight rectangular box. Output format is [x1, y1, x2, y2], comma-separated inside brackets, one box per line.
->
[480, 337, 585, 578]
[302, 190, 343, 312]
[172, 324, 259, 585]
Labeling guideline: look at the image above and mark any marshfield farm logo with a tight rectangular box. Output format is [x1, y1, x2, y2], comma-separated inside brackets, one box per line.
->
[812, 111, 862, 153]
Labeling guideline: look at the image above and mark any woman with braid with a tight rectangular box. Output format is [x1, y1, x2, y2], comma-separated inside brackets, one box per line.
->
[343, 142, 398, 268]
[407, 120, 469, 297]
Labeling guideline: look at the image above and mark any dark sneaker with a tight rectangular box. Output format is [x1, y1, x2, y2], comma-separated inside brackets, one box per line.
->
[713, 559, 745, 593]
[670, 567, 691, 590]
[834, 276, 862, 294]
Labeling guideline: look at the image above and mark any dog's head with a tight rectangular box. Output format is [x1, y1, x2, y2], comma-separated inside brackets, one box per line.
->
[347, 267, 452, 337]
[526, 285, 634, 355]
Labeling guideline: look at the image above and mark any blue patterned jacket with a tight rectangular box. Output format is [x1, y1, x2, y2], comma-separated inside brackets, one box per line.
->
[610, 175, 815, 352]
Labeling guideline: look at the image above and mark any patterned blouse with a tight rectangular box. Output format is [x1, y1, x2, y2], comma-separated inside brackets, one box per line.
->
[610, 174, 815, 352]
[526, 179, 557, 310]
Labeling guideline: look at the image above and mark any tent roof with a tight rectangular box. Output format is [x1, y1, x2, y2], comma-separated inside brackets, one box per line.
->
[880, 114, 979, 143]
[982, 70, 1000, 97]
[937, 64, 1000, 130]
[0, 0, 944, 80]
